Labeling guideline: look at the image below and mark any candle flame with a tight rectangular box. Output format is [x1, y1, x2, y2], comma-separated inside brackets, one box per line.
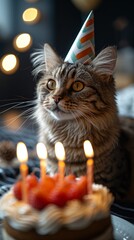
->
[36, 143, 47, 160]
[16, 142, 28, 163]
[55, 142, 65, 161]
[83, 140, 94, 158]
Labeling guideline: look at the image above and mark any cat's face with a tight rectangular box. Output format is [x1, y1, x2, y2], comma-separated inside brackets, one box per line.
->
[37, 63, 101, 121]
[36, 44, 117, 122]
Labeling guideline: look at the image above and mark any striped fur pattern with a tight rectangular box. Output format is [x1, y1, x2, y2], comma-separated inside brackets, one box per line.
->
[33, 44, 130, 199]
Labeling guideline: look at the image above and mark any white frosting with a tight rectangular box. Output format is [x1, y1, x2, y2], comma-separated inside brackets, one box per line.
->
[0, 184, 113, 235]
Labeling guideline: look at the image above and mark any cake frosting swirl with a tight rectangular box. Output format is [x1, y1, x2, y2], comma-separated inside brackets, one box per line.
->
[0, 184, 113, 235]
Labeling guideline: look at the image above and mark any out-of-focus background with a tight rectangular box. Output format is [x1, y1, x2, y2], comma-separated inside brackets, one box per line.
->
[0, 0, 134, 131]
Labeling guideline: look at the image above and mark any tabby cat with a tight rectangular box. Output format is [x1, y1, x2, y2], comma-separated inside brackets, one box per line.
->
[33, 44, 134, 200]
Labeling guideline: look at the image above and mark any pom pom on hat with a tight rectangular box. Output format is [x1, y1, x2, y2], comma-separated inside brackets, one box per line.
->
[0, 141, 16, 162]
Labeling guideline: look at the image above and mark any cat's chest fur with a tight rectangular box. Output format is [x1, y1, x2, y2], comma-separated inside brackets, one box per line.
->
[38, 118, 134, 201]
[37, 110, 130, 199]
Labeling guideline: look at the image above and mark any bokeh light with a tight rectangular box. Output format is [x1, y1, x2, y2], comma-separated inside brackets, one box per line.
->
[13, 33, 32, 52]
[71, 0, 101, 12]
[0, 54, 19, 75]
[22, 8, 41, 24]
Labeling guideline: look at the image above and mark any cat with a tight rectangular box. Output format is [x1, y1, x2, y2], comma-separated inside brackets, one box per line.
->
[33, 44, 134, 201]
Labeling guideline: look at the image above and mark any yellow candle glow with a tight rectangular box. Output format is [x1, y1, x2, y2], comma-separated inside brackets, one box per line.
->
[16, 142, 28, 202]
[83, 140, 94, 194]
[55, 142, 65, 183]
[36, 143, 47, 181]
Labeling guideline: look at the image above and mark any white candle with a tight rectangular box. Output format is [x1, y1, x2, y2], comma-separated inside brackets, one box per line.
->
[83, 140, 94, 194]
[36, 142, 47, 181]
[55, 142, 65, 183]
[16, 142, 28, 203]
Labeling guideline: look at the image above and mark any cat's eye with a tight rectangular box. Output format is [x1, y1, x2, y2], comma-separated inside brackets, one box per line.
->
[47, 79, 56, 90]
[72, 81, 84, 92]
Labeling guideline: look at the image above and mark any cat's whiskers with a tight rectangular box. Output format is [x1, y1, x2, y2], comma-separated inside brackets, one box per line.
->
[1, 108, 33, 129]
[0, 100, 36, 114]
[15, 112, 34, 131]
[0, 102, 28, 116]
[0, 100, 36, 131]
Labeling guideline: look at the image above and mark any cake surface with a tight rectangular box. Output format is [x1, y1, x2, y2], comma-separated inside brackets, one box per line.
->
[0, 182, 114, 240]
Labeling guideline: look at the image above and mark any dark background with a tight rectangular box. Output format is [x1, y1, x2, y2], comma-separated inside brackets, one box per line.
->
[0, 0, 133, 110]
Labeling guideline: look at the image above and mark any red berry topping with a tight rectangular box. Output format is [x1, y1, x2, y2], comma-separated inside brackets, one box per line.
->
[29, 187, 48, 210]
[13, 173, 88, 210]
[66, 176, 87, 201]
[49, 186, 68, 207]
[66, 184, 81, 201]
[13, 181, 22, 200]
[39, 175, 55, 193]
[64, 174, 76, 183]
[26, 174, 38, 190]
[77, 176, 88, 196]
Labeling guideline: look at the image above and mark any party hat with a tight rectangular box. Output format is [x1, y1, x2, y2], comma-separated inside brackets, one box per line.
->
[65, 11, 95, 63]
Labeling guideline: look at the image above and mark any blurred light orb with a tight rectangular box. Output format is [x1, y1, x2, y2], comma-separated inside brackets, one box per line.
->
[1, 54, 19, 74]
[13, 33, 32, 52]
[71, 0, 101, 11]
[22, 8, 41, 24]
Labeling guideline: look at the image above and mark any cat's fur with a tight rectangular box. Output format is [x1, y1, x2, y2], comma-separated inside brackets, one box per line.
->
[33, 44, 134, 200]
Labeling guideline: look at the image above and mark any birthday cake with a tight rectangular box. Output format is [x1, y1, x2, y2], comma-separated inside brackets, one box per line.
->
[0, 173, 114, 240]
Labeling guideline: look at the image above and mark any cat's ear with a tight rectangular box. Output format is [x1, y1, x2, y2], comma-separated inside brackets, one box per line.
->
[44, 43, 63, 71]
[92, 46, 117, 75]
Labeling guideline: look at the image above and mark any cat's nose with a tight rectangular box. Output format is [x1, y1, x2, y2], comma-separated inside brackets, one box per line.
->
[53, 95, 62, 104]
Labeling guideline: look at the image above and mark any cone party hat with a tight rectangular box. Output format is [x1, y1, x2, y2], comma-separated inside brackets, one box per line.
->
[65, 11, 95, 63]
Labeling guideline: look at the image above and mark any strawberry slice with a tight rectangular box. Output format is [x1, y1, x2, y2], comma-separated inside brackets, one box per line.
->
[64, 174, 76, 183]
[26, 174, 38, 190]
[29, 187, 48, 210]
[77, 176, 88, 196]
[13, 181, 22, 200]
[13, 174, 38, 201]
[39, 175, 55, 193]
[49, 186, 68, 207]
[66, 176, 88, 201]
[66, 184, 80, 201]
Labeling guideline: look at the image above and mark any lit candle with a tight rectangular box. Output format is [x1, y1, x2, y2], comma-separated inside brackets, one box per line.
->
[36, 143, 47, 181]
[16, 142, 28, 203]
[55, 142, 65, 183]
[83, 140, 94, 194]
